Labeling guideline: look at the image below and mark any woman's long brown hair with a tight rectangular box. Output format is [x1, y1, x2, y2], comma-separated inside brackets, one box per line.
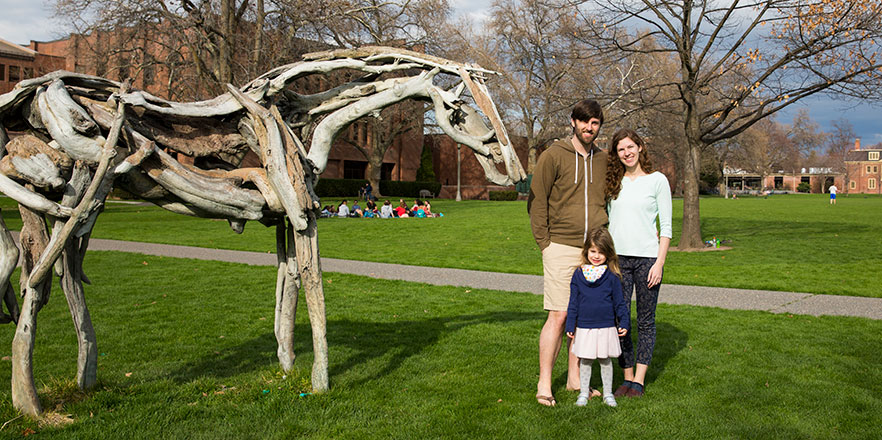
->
[581, 227, 621, 277]
[605, 128, 654, 202]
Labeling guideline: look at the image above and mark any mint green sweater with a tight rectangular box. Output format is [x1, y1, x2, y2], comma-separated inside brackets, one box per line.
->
[608, 172, 672, 258]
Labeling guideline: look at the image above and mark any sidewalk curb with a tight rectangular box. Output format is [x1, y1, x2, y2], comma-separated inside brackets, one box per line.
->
[72, 237, 882, 321]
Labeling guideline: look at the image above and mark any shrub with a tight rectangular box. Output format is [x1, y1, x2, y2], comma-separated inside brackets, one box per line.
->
[314, 178, 367, 197]
[797, 182, 811, 193]
[489, 190, 518, 201]
[380, 180, 441, 198]
[515, 175, 532, 194]
[415, 145, 437, 182]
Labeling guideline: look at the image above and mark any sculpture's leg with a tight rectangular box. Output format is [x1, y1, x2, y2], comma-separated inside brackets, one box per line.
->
[274, 220, 299, 371]
[293, 211, 328, 391]
[60, 237, 97, 389]
[12, 204, 51, 416]
[0, 210, 20, 324]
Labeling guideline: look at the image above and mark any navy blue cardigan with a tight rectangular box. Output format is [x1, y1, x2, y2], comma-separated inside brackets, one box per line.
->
[565, 267, 631, 334]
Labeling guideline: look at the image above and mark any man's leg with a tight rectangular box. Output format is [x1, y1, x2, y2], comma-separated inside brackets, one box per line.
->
[537, 310, 566, 401]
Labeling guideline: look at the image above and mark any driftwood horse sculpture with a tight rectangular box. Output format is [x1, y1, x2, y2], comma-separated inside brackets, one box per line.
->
[0, 46, 526, 416]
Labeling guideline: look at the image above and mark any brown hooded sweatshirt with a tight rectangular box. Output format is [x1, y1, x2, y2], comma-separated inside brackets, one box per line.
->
[528, 137, 609, 250]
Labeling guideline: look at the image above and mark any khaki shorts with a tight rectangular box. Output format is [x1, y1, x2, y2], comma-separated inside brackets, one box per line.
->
[542, 242, 583, 311]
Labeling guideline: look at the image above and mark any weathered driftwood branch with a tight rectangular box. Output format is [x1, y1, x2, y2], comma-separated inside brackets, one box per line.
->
[12, 203, 52, 416]
[0, 212, 20, 324]
[307, 68, 440, 173]
[27, 92, 127, 289]
[228, 85, 310, 231]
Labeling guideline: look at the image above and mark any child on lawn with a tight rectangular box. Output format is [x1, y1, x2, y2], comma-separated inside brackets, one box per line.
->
[566, 228, 630, 407]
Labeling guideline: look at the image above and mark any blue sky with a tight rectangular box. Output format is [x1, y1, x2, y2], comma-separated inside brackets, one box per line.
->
[2, 0, 879, 146]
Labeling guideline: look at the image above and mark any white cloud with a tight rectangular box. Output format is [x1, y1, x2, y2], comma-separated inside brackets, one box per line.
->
[0, 0, 61, 45]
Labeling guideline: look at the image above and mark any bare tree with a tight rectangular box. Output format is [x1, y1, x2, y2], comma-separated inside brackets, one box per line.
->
[826, 118, 857, 191]
[726, 118, 791, 181]
[575, 0, 882, 248]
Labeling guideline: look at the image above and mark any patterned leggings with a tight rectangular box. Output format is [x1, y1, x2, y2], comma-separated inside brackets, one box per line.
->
[618, 256, 660, 369]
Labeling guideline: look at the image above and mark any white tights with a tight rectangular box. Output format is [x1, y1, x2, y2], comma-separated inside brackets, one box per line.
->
[579, 357, 613, 397]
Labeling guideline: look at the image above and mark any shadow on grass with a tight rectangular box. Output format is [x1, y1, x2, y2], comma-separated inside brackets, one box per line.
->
[554, 321, 687, 390]
[168, 310, 538, 385]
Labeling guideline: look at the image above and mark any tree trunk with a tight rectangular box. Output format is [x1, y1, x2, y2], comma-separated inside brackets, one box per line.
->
[366, 142, 385, 197]
[293, 210, 328, 392]
[527, 145, 538, 175]
[679, 136, 703, 249]
[252, 0, 265, 72]
[12, 204, 51, 416]
[219, 0, 234, 85]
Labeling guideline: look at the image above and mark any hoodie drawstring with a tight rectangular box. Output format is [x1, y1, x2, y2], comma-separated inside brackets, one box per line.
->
[573, 145, 595, 243]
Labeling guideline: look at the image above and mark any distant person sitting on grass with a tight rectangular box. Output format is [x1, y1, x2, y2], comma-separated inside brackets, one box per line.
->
[395, 201, 409, 218]
[337, 200, 350, 218]
[352, 201, 363, 217]
[380, 200, 394, 218]
[828, 184, 838, 205]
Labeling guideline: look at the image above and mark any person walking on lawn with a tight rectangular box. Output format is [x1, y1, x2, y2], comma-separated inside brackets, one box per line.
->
[528, 99, 609, 406]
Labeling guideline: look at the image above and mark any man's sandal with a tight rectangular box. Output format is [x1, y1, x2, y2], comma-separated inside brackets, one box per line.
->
[536, 395, 556, 407]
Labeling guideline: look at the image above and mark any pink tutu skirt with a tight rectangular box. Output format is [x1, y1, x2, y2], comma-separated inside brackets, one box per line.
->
[571, 327, 621, 359]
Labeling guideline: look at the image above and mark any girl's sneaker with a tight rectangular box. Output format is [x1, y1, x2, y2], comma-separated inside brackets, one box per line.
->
[603, 395, 617, 407]
[575, 393, 590, 407]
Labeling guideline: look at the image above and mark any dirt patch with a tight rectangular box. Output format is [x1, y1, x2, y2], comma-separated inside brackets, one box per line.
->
[670, 245, 732, 252]
[38, 411, 75, 428]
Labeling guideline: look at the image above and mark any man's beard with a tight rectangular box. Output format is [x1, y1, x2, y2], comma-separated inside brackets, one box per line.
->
[575, 130, 596, 148]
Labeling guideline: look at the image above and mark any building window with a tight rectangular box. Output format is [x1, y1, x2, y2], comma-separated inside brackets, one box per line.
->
[850, 180, 856, 189]
[8, 65, 20, 82]
[870, 178, 877, 190]
[343, 160, 367, 179]
[868, 166, 873, 173]
[0, 64, 5, 81]
[870, 152, 880, 161]
[22, 67, 33, 79]
[874, 166, 879, 173]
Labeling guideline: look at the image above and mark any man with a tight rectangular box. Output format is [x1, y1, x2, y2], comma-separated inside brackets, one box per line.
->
[528, 99, 609, 406]
[828, 184, 838, 205]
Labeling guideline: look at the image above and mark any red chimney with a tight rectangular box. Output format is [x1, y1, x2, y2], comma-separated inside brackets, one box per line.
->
[855, 138, 861, 151]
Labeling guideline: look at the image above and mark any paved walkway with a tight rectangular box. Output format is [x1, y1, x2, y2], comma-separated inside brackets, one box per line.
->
[79, 237, 882, 320]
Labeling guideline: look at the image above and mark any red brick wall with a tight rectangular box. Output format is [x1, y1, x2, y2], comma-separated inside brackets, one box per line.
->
[846, 161, 882, 194]
[426, 134, 529, 200]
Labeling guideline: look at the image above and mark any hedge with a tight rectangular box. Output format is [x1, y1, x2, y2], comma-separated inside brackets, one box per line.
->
[489, 190, 518, 201]
[314, 178, 441, 198]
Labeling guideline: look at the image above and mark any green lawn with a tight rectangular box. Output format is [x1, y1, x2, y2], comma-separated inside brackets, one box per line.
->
[2, 193, 879, 297]
[0, 252, 879, 438]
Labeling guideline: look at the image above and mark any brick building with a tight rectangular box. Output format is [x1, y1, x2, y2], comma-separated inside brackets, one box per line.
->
[0, 38, 65, 94]
[723, 168, 843, 194]
[845, 139, 882, 194]
[426, 134, 529, 199]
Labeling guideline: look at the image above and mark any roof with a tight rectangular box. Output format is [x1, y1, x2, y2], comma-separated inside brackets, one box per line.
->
[0, 37, 36, 60]
[845, 149, 882, 162]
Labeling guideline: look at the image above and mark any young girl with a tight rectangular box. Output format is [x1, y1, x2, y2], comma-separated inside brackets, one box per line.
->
[566, 228, 630, 407]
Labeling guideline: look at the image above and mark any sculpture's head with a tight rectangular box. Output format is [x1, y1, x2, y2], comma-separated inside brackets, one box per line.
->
[268, 47, 527, 187]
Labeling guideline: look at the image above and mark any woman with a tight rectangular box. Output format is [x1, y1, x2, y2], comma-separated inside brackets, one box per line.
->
[604, 128, 672, 398]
